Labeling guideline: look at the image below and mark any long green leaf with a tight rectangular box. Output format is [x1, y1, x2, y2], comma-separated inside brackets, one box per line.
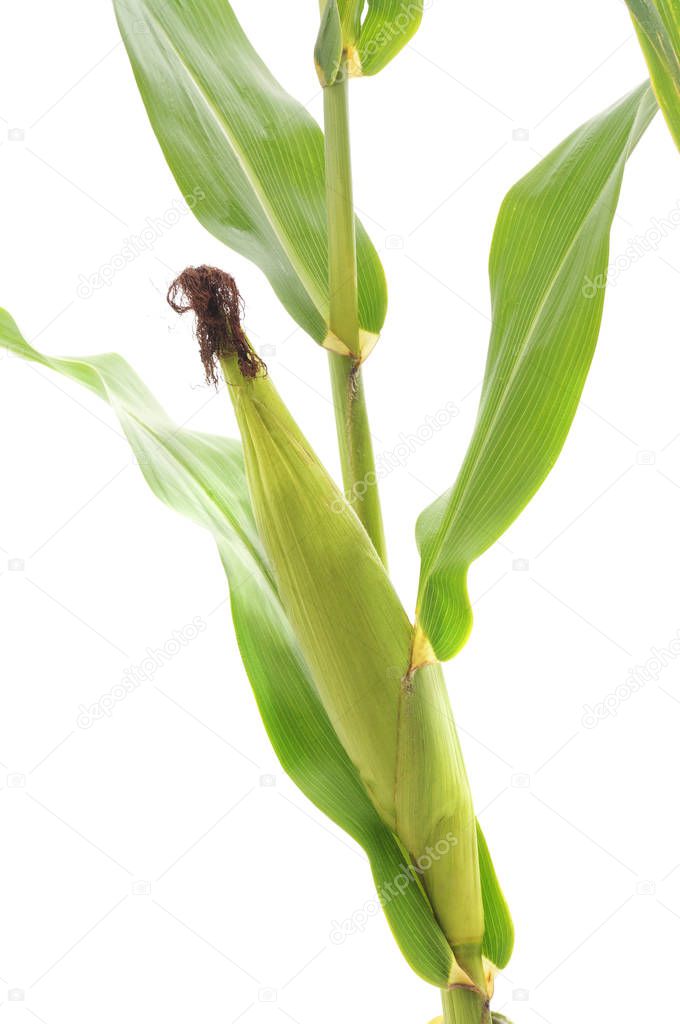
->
[0, 310, 459, 984]
[357, 0, 424, 76]
[626, 1, 680, 150]
[416, 84, 657, 661]
[113, 0, 387, 355]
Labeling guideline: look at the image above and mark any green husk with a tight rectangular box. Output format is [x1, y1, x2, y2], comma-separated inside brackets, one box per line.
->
[396, 661, 484, 980]
[222, 346, 486, 980]
[224, 344, 412, 828]
[167, 260, 490, 983]
[315, 0, 344, 87]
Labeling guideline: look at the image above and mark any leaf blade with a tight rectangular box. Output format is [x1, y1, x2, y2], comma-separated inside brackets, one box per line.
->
[626, 0, 680, 150]
[337, 0, 365, 47]
[358, 0, 424, 75]
[113, 0, 387, 352]
[0, 309, 457, 987]
[477, 822, 514, 970]
[416, 84, 658, 661]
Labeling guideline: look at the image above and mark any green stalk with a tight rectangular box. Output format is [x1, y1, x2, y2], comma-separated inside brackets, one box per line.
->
[328, 352, 386, 559]
[441, 985, 490, 1024]
[323, 56, 387, 564]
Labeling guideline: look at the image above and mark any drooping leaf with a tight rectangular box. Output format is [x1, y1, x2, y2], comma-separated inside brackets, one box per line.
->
[0, 310, 456, 985]
[357, 0, 424, 76]
[1, 309, 514, 977]
[416, 84, 657, 661]
[113, 0, 387, 355]
[626, 1, 680, 150]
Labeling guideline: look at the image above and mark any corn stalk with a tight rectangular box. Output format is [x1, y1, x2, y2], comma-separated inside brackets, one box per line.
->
[315, 11, 486, 1014]
[322, 47, 387, 560]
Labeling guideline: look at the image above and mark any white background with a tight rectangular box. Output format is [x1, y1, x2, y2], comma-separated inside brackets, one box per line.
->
[1, 2, 680, 1022]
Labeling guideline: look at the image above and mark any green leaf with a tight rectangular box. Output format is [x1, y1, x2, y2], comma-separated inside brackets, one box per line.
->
[316, 0, 344, 87]
[357, 0, 424, 76]
[415, 84, 657, 661]
[330, 0, 423, 74]
[113, 0, 387, 354]
[0, 309, 458, 987]
[477, 822, 514, 971]
[626, 0, 680, 150]
[337, 0, 365, 47]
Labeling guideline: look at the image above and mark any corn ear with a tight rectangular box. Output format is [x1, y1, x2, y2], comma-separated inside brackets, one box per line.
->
[166, 267, 487, 982]
[223, 345, 412, 828]
[225, 355, 486, 972]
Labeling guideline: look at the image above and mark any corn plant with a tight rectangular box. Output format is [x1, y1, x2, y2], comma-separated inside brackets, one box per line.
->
[2, 3, 679, 1022]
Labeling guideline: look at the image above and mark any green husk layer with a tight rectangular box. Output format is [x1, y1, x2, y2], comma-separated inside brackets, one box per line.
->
[220, 344, 485, 976]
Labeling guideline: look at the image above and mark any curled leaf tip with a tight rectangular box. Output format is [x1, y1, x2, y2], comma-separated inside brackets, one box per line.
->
[167, 265, 264, 384]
